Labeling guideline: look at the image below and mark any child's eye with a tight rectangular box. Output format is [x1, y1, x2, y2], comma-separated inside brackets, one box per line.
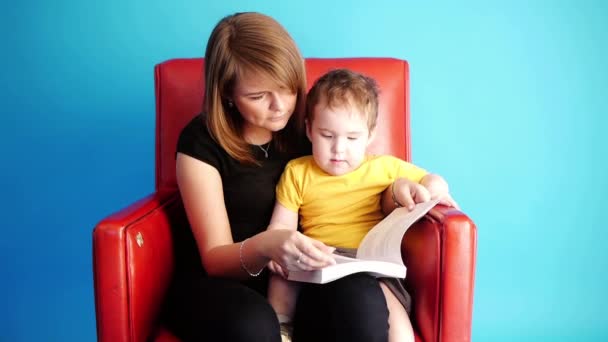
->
[347, 137, 358, 141]
[321, 134, 333, 139]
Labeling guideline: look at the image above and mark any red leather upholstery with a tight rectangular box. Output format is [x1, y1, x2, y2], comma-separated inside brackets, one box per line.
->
[93, 58, 477, 342]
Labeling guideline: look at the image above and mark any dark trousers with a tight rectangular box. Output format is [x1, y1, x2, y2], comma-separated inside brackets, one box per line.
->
[294, 273, 389, 342]
[163, 273, 389, 342]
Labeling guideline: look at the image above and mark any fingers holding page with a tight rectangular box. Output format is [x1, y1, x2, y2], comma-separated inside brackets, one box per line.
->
[291, 237, 336, 271]
[265, 229, 335, 271]
[437, 193, 460, 209]
[394, 178, 431, 210]
[412, 183, 431, 204]
[305, 238, 336, 266]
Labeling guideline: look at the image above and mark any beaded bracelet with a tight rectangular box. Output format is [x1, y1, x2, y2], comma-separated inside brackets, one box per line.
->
[391, 181, 403, 208]
[239, 238, 264, 277]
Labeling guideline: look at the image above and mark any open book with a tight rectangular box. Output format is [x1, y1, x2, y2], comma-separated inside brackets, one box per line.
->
[287, 199, 440, 284]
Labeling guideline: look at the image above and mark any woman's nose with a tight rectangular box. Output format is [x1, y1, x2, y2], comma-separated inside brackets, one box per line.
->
[269, 93, 285, 112]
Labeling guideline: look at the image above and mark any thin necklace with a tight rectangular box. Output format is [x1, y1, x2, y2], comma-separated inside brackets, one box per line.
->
[257, 142, 271, 158]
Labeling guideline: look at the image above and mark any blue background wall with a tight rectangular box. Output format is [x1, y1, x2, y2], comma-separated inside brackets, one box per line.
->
[2, 0, 606, 341]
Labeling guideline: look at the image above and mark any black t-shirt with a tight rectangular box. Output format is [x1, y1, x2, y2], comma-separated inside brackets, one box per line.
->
[173, 114, 309, 293]
[177, 114, 299, 242]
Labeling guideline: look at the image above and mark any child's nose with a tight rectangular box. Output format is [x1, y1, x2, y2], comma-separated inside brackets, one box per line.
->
[332, 138, 346, 153]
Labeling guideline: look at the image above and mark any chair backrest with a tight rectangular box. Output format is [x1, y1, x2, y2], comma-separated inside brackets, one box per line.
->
[154, 57, 411, 191]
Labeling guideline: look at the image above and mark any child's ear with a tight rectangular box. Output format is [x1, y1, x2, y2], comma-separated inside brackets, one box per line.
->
[305, 118, 312, 142]
[367, 128, 377, 145]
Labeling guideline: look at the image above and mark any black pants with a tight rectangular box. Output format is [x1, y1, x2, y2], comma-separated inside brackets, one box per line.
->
[294, 273, 389, 342]
[162, 273, 389, 342]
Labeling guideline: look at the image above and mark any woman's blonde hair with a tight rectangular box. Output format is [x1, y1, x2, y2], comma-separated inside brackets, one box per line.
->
[204, 12, 307, 164]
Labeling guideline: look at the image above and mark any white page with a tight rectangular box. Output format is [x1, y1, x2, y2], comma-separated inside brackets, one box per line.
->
[356, 199, 440, 264]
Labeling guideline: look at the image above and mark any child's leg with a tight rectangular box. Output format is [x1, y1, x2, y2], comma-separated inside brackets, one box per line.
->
[268, 274, 301, 322]
[379, 282, 414, 342]
[268, 275, 301, 341]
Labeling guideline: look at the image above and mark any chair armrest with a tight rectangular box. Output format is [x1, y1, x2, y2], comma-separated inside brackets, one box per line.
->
[402, 205, 477, 342]
[93, 191, 182, 342]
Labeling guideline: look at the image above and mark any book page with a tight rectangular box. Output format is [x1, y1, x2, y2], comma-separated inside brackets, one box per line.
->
[356, 199, 440, 264]
[288, 255, 406, 284]
[333, 254, 361, 263]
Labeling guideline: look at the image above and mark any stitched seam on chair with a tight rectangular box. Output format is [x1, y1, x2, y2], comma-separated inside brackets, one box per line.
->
[423, 213, 443, 342]
[403, 60, 411, 162]
[93, 232, 122, 341]
[92, 234, 101, 338]
[440, 215, 477, 342]
[154, 63, 163, 192]
[124, 192, 179, 342]
[438, 220, 446, 342]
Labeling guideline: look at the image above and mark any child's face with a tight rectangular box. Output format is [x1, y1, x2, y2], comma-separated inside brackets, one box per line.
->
[306, 103, 373, 176]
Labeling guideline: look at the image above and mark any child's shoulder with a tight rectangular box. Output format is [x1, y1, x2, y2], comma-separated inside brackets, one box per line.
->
[366, 154, 404, 164]
[366, 154, 421, 169]
[285, 155, 315, 169]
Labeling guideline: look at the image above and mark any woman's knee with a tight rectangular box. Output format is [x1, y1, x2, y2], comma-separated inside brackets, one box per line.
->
[327, 274, 388, 315]
[164, 278, 280, 342]
[295, 274, 389, 342]
[227, 300, 280, 341]
[331, 275, 389, 338]
[209, 280, 280, 341]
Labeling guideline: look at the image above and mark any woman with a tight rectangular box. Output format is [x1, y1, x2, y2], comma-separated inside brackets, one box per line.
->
[162, 12, 392, 341]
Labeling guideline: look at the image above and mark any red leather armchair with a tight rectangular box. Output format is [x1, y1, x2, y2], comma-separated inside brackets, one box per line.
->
[93, 58, 477, 342]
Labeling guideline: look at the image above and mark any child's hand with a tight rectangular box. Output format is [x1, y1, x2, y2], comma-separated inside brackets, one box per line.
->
[268, 260, 289, 279]
[393, 178, 431, 210]
[420, 174, 460, 209]
[435, 193, 460, 209]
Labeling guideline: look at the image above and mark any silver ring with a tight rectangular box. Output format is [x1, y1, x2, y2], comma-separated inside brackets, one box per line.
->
[296, 252, 303, 264]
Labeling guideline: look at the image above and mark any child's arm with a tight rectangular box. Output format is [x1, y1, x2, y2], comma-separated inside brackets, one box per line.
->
[266, 202, 336, 275]
[268, 202, 299, 231]
[267, 202, 299, 278]
[266, 205, 303, 323]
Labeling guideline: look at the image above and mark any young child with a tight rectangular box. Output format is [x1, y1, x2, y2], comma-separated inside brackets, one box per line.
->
[267, 69, 457, 342]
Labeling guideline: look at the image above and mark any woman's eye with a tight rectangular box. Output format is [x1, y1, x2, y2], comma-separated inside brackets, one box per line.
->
[347, 137, 358, 141]
[249, 93, 265, 100]
[321, 134, 333, 139]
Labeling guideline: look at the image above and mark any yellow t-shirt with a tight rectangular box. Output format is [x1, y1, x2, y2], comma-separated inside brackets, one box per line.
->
[275, 155, 427, 248]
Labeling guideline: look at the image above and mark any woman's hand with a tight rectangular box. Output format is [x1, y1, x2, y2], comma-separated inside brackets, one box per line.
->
[261, 229, 336, 272]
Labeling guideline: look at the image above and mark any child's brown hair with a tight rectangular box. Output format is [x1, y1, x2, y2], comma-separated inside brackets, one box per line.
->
[306, 68, 379, 131]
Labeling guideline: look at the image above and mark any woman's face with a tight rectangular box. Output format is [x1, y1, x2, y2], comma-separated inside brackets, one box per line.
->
[232, 69, 297, 144]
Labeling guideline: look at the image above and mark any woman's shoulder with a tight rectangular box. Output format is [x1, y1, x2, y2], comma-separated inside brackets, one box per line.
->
[179, 113, 212, 144]
[177, 113, 225, 165]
